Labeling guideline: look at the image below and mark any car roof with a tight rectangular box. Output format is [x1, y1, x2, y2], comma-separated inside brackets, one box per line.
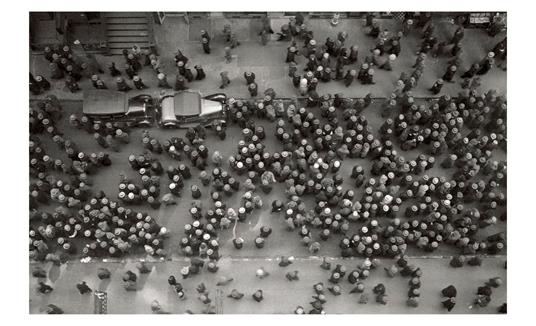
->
[174, 91, 201, 116]
[83, 90, 127, 115]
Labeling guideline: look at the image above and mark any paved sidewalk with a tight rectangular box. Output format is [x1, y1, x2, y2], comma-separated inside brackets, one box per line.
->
[29, 256, 506, 314]
[29, 17, 506, 103]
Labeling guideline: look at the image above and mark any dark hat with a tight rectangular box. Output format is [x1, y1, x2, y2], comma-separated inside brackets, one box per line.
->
[441, 285, 457, 298]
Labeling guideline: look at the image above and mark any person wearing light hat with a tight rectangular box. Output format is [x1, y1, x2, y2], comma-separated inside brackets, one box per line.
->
[252, 289, 264, 302]
[176, 60, 185, 74]
[150, 59, 161, 73]
[244, 71, 256, 85]
[305, 55, 318, 73]
[174, 75, 188, 91]
[80, 62, 90, 76]
[30, 74, 41, 94]
[90, 74, 100, 88]
[49, 62, 64, 79]
[35, 75, 51, 91]
[157, 73, 171, 89]
[370, 48, 382, 66]
[319, 52, 330, 68]
[413, 52, 427, 69]
[381, 54, 396, 71]
[314, 65, 324, 80]
[248, 82, 258, 97]
[133, 75, 147, 90]
[347, 45, 358, 63]
[306, 39, 317, 56]
[116, 76, 132, 92]
[389, 39, 401, 56]
[200, 29, 211, 43]
[429, 78, 444, 95]
[233, 237, 244, 249]
[61, 44, 71, 57]
[477, 52, 495, 75]
[442, 64, 457, 83]
[65, 76, 80, 93]
[286, 46, 298, 63]
[321, 67, 332, 82]
[105, 134, 119, 152]
[402, 18, 413, 36]
[357, 63, 369, 82]
[126, 52, 140, 70]
[290, 70, 300, 87]
[343, 69, 357, 87]
[298, 78, 308, 95]
[59, 57, 68, 69]
[94, 79, 106, 89]
[43, 46, 54, 62]
[65, 64, 82, 81]
[364, 68, 375, 85]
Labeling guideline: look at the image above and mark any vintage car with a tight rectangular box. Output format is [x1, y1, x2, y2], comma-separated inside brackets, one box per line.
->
[83, 90, 155, 127]
[158, 91, 227, 128]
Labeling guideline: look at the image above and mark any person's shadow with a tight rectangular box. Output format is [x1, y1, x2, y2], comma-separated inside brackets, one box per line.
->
[98, 264, 122, 291]
[135, 264, 154, 290]
[48, 263, 61, 283]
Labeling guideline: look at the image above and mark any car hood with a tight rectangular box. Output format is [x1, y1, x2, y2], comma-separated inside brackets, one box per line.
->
[200, 99, 223, 116]
[83, 90, 127, 115]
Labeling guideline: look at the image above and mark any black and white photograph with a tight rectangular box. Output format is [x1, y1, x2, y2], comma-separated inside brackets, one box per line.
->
[19, 2, 518, 320]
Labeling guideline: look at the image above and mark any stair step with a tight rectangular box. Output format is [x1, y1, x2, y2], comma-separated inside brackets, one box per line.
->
[104, 12, 147, 18]
[106, 24, 148, 31]
[107, 36, 149, 43]
[108, 42, 150, 48]
[106, 30, 149, 37]
[105, 17, 148, 24]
